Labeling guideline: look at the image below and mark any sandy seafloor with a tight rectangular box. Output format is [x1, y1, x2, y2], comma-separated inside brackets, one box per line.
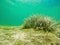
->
[0, 26, 60, 45]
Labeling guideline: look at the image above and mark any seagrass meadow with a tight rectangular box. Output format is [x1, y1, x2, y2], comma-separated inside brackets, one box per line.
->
[0, 0, 60, 45]
[0, 15, 60, 45]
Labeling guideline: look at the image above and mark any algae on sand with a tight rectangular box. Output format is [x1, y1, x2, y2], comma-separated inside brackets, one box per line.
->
[0, 28, 60, 45]
[22, 15, 60, 33]
[0, 15, 60, 45]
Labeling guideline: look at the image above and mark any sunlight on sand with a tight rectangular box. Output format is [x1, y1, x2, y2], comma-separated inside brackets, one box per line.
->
[13, 32, 26, 40]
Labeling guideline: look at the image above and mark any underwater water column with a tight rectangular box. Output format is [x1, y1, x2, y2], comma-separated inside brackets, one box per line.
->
[0, 0, 60, 26]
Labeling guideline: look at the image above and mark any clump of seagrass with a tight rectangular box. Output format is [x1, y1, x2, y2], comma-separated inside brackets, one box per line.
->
[22, 15, 60, 32]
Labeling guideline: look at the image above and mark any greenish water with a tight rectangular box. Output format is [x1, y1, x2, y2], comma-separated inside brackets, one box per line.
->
[0, 0, 60, 26]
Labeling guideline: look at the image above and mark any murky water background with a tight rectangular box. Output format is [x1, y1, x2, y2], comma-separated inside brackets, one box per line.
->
[0, 0, 60, 26]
